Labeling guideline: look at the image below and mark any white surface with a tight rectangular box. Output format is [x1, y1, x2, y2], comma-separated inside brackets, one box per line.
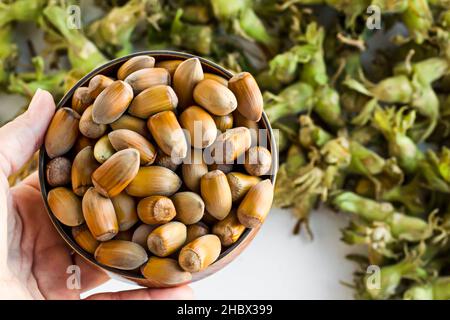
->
[83, 207, 358, 300]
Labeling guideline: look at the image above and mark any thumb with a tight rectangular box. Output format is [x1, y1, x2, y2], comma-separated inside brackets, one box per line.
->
[0, 89, 56, 178]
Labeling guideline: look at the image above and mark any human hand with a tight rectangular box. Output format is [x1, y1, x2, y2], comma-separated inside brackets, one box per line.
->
[0, 89, 193, 300]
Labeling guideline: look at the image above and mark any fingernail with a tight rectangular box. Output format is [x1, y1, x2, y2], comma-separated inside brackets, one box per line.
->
[27, 88, 46, 116]
[30, 88, 43, 104]
[33, 88, 44, 100]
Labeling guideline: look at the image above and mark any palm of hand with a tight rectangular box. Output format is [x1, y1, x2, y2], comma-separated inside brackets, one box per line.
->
[4, 171, 110, 299]
[0, 90, 192, 300]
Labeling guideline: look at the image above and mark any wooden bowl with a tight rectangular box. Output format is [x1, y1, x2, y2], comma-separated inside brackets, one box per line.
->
[38, 50, 278, 288]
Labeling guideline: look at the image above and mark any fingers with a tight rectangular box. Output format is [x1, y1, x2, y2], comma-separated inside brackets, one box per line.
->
[143, 285, 194, 300]
[85, 285, 193, 300]
[74, 254, 110, 292]
[0, 89, 55, 178]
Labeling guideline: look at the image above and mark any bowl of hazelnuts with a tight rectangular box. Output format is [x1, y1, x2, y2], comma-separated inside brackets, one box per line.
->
[39, 50, 278, 288]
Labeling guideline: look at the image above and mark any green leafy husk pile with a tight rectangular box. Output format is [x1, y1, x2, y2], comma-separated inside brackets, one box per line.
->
[2, 0, 450, 299]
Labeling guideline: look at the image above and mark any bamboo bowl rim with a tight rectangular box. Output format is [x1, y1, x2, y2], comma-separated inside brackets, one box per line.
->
[38, 50, 279, 285]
